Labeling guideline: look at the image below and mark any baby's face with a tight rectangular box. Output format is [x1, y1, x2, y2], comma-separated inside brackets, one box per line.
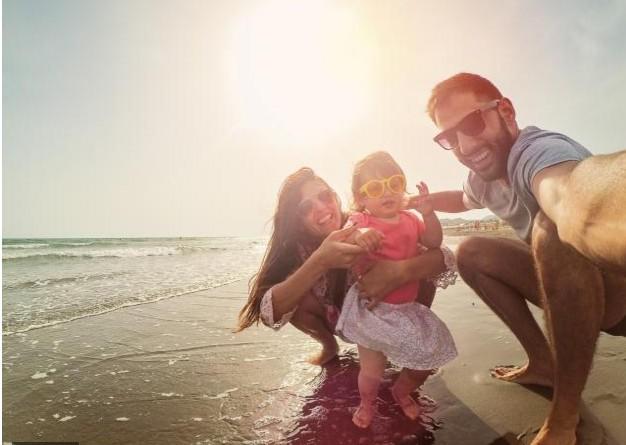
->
[358, 173, 406, 219]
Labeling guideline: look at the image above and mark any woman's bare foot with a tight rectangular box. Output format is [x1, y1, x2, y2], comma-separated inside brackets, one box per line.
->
[490, 363, 553, 387]
[306, 340, 339, 366]
[391, 387, 421, 420]
[352, 402, 376, 428]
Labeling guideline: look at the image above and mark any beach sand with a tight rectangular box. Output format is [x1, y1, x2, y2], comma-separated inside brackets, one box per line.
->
[3, 268, 626, 444]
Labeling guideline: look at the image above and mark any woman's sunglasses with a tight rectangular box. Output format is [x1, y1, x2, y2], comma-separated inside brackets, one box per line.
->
[359, 174, 406, 199]
[433, 99, 500, 150]
[296, 189, 336, 216]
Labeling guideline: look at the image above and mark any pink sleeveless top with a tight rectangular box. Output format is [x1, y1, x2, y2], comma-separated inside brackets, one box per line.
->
[348, 210, 425, 304]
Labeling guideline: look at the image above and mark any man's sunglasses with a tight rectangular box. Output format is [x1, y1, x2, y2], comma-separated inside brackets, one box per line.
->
[359, 174, 406, 199]
[297, 189, 336, 216]
[433, 99, 501, 150]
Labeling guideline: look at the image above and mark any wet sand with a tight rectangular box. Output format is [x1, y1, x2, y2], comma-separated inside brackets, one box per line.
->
[3, 268, 626, 444]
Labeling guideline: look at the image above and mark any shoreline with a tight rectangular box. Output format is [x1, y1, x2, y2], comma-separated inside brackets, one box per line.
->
[2, 278, 245, 337]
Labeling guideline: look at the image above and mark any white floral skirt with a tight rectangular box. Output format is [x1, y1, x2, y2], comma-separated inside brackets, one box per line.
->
[336, 284, 457, 370]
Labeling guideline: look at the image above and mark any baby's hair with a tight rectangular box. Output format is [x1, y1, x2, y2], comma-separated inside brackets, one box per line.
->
[351, 150, 405, 211]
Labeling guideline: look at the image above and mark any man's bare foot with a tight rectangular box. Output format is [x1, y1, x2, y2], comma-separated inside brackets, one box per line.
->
[352, 402, 376, 428]
[490, 363, 553, 387]
[306, 341, 339, 366]
[530, 421, 577, 445]
[391, 387, 421, 420]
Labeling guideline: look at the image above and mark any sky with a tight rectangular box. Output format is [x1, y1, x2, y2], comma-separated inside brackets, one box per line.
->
[3, 0, 626, 238]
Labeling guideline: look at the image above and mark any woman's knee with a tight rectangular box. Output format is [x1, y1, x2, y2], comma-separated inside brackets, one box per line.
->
[290, 296, 332, 336]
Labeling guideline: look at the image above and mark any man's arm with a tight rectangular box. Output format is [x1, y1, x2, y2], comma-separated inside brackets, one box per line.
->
[408, 190, 473, 213]
[531, 152, 626, 272]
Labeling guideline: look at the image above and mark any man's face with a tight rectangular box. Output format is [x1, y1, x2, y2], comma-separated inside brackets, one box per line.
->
[434, 91, 514, 181]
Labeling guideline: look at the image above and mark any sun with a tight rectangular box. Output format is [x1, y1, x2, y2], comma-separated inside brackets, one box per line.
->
[228, 0, 374, 139]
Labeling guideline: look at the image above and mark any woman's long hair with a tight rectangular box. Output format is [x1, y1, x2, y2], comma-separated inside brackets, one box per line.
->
[236, 167, 333, 332]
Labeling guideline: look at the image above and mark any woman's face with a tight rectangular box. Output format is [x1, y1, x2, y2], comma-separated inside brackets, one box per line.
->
[297, 179, 342, 240]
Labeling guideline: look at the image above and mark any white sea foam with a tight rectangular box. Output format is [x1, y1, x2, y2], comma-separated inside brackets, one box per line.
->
[3, 246, 181, 260]
[3, 243, 49, 249]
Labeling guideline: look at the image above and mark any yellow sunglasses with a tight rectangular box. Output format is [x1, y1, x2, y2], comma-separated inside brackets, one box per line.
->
[359, 174, 406, 199]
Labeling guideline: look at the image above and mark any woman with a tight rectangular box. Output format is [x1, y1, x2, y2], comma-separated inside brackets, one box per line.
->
[236, 167, 456, 365]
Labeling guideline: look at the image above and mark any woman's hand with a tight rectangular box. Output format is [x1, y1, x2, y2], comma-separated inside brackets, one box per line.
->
[357, 259, 408, 309]
[354, 228, 384, 252]
[357, 248, 446, 309]
[312, 225, 365, 270]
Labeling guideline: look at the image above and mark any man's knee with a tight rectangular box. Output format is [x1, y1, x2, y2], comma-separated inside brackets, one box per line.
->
[456, 236, 489, 282]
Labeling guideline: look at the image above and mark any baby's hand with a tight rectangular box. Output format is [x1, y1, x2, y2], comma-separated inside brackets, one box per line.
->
[409, 181, 434, 215]
[354, 228, 383, 252]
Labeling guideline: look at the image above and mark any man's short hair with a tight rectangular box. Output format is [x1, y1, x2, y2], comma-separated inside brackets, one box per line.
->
[427, 73, 503, 123]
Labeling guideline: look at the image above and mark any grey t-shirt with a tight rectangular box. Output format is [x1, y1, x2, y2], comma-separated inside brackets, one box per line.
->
[463, 126, 592, 243]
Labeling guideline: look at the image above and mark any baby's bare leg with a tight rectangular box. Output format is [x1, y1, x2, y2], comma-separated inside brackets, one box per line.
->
[353, 345, 386, 428]
[391, 368, 430, 420]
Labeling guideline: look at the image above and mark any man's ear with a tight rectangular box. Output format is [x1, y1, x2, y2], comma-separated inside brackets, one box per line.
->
[499, 97, 516, 121]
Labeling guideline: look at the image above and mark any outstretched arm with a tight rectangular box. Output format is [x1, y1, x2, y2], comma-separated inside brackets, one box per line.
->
[532, 151, 626, 272]
[407, 189, 472, 213]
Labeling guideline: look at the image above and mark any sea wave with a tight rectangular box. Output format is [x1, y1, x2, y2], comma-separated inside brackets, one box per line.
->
[2, 243, 50, 249]
[50, 241, 97, 247]
[2, 246, 198, 261]
[3, 272, 128, 290]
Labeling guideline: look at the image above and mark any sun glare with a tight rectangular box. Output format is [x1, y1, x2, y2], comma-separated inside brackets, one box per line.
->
[228, 0, 374, 139]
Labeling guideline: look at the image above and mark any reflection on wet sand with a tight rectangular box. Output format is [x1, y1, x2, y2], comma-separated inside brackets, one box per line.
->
[279, 350, 439, 445]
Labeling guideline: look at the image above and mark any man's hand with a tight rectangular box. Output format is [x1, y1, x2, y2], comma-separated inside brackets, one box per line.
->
[354, 228, 384, 253]
[357, 259, 407, 310]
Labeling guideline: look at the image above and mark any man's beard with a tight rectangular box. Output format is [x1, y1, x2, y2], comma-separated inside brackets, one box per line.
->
[471, 115, 515, 182]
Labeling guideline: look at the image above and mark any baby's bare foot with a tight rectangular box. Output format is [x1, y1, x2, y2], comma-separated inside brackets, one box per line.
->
[352, 402, 375, 428]
[391, 388, 420, 420]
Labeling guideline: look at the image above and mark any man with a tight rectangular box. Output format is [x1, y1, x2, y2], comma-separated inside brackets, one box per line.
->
[421, 73, 626, 445]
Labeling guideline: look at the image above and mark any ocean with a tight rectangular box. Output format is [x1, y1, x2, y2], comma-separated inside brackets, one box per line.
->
[2, 237, 268, 335]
